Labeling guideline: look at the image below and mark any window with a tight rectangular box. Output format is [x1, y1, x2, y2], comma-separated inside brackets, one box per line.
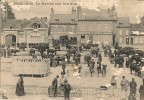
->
[70, 26, 74, 32]
[105, 23, 108, 32]
[139, 37, 142, 44]
[33, 23, 40, 29]
[81, 35, 85, 43]
[62, 26, 65, 32]
[55, 18, 59, 23]
[10, 25, 13, 29]
[134, 37, 138, 44]
[81, 35, 85, 38]
[71, 19, 75, 23]
[119, 38, 122, 43]
[126, 30, 129, 35]
[119, 30, 122, 35]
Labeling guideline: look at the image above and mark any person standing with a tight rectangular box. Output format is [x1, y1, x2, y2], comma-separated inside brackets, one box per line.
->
[49, 54, 53, 67]
[139, 79, 144, 100]
[66, 52, 71, 63]
[89, 59, 95, 77]
[15, 75, 25, 96]
[130, 78, 137, 96]
[78, 64, 82, 75]
[97, 63, 101, 77]
[64, 80, 71, 100]
[62, 61, 66, 75]
[59, 75, 66, 91]
[120, 76, 130, 100]
[101, 63, 107, 77]
[52, 75, 59, 97]
[111, 75, 117, 96]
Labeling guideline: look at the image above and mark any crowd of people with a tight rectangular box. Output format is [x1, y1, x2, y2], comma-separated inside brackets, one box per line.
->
[2, 42, 144, 100]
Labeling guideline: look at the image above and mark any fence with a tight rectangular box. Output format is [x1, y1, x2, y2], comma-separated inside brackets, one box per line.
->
[2, 85, 140, 99]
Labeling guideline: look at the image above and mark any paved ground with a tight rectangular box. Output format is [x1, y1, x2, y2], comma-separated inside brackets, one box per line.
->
[0, 48, 143, 100]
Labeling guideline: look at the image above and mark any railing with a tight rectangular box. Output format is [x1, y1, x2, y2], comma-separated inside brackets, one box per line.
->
[1, 85, 140, 99]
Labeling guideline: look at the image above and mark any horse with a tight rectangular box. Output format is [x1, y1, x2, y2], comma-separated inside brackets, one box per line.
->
[47, 49, 56, 56]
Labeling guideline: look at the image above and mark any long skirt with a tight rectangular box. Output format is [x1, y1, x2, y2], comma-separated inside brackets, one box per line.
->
[15, 83, 25, 96]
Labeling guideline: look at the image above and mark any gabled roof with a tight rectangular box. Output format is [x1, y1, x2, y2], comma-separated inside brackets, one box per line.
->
[27, 17, 48, 28]
[79, 8, 116, 21]
[50, 14, 77, 24]
[116, 17, 131, 28]
[4, 17, 48, 29]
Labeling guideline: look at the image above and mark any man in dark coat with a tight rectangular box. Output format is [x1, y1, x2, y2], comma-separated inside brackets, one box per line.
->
[49, 54, 53, 67]
[66, 52, 71, 63]
[64, 80, 71, 100]
[62, 61, 66, 75]
[89, 59, 95, 77]
[139, 79, 144, 100]
[130, 78, 137, 96]
[52, 75, 59, 97]
[86, 54, 91, 67]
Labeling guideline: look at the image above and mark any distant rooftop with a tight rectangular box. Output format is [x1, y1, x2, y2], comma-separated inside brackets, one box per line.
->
[116, 17, 131, 28]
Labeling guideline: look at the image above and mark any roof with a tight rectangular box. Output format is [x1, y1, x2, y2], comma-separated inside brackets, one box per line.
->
[79, 8, 116, 21]
[4, 18, 48, 29]
[4, 19, 23, 29]
[50, 14, 77, 24]
[131, 23, 144, 32]
[116, 17, 131, 28]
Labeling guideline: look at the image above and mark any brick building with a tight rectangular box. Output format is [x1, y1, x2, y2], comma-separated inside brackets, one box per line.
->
[77, 6, 117, 46]
[49, 8, 77, 43]
[1, 17, 48, 47]
[130, 23, 144, 45]
[115, 17, 131, 45]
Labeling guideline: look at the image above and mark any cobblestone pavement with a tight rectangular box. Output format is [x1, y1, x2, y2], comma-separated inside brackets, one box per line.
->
[0, 49, 143, 100]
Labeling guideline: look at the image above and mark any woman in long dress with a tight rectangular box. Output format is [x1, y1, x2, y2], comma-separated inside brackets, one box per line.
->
[16, 76, 25, 96]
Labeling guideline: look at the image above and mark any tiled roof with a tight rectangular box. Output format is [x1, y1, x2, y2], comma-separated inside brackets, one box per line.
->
[131, 23, 144, 32]
[50, 14, 77, 24]
[4, 19, 23, 29]
[116, 17, 131, 28]
[4, 18, 48, 29]
[79, 8, 116, 20]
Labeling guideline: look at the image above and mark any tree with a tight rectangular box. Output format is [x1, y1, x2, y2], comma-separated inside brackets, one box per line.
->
[3, 2, 15, 19]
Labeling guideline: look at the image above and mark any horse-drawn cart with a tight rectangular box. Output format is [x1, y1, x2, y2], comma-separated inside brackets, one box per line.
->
[12, 58, 50, 77]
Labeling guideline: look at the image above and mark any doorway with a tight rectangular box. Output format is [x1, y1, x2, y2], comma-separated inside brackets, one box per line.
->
[5, 35, 16, 46]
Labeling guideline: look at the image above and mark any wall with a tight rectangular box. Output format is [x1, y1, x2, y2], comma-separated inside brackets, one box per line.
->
[77, 20, 115, 46]
[50, 24, 77, 39]
[116, 28, 131, 45]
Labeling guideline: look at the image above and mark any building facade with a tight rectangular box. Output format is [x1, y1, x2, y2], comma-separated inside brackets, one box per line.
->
[49, 8, 77, 40]
[1, 6, 132, 47]
[1, 17, 48, 47]
[77, 6, 117, 46]
[115, 17, 131, 45]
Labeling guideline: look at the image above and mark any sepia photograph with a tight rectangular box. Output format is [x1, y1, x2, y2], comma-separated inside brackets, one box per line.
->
[0, 0, 144, 100]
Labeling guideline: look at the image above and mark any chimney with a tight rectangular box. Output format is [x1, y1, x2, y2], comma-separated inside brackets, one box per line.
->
[50, 8, 54, 16]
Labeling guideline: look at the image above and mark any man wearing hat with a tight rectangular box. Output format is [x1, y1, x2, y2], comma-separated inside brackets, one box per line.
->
[52, 75, 59, 97]
[139, 79, 144, 100]
[120, 76, 130, 100]
[64, 80, 71, 100]
[130, 78, 137, 96]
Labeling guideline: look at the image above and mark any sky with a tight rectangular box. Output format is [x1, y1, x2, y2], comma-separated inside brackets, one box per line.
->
[1, 0, 144, 23]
